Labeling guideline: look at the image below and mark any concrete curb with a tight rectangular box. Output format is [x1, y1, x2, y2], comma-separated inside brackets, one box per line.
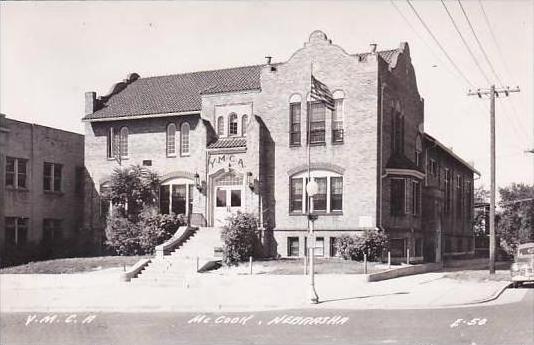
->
[366, 263, 443, 282]
[438, 281, 512, 307]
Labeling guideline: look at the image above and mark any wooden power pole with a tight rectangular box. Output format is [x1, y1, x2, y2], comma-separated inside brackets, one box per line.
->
[468, 85, 520, 275]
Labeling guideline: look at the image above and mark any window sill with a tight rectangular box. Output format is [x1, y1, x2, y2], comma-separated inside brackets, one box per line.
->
[180, 153, 191, 157]
[44, 190, 64, 196]
[332, 141, 344, 145]
[308, 142, 326, 147]
[289, 211, 344, 216]
[5, 186, 29, 192]
[167, 154, 177, 158]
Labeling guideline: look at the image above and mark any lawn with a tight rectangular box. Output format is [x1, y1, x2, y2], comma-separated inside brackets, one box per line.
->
[0, 256, 149, 274]
[218, 258, 388, 275]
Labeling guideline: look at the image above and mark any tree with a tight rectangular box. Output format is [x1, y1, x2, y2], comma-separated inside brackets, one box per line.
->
[497, 183, 534, 256]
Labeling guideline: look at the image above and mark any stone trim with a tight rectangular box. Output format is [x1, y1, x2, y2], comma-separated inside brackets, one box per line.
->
[161, 170, 196, 183]
[287, 162, 345, 176]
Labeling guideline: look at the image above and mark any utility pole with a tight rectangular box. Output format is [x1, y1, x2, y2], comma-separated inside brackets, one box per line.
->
[468, 85, 520, 275]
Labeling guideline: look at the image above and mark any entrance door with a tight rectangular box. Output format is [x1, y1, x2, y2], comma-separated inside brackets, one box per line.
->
[214, 186, 242, 227]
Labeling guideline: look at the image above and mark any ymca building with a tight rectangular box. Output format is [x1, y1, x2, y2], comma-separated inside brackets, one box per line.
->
[82, 31, 477, 262]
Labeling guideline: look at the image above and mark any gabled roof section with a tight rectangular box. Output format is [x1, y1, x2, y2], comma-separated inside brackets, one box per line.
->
[83, 65, 262, 121]
[385, 152, 423, 172]
[207, 137, 247, 150]
[424, 133, 480, 175]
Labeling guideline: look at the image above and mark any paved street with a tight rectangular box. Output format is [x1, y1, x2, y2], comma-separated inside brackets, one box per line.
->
[1, 287, 532, 345]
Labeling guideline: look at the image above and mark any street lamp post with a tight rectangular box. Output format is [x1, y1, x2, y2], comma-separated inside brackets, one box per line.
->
[306, 180, 319, 304]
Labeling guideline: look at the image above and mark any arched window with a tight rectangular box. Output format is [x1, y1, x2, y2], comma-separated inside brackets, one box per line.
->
[180, 122, 190, 156]
[228, 113, 238, 136]
[289, 170, 343, 214]
[119, 126, 128, 157]
[241, 115, 249, 136]
[289, 94, 302, 146]
[217, 116, 224, 136]
[415, 135, 422, 167]
[166, 123, 176, 156]
[332, 90, 345, 143]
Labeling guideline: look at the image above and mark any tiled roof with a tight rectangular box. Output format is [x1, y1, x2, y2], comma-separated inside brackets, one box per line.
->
[83, 65, 262, 120]
[353, 49, 400, 64]
[207, 137, 247, 149]
[83, 48, 401, 121]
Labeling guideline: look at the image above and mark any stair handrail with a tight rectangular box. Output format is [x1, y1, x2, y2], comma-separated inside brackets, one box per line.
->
[155, 225, 198, 257]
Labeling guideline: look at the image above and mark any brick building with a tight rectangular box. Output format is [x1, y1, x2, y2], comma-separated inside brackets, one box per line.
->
[82, 31, 477, 262]
[0, 114, 86, 265]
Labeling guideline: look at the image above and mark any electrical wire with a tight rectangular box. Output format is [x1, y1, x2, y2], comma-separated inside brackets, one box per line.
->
[440, 0, 491, 84]
[405, 0, 475, 88]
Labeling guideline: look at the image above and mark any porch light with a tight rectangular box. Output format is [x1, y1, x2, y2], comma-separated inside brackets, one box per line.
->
[247, 172, 254, 190]
[194, 172, 202, 191]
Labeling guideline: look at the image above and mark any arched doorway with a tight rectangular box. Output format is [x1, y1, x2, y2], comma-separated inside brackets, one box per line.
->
[159, 177, 194, 218]
[213, 170, 244, 227]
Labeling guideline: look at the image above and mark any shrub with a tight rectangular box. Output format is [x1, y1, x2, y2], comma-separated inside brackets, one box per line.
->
[138, 207, 186, 254]
[335, 230, 388, 261]
[104, 210, 142, 256]
[221, 212, 259, 266]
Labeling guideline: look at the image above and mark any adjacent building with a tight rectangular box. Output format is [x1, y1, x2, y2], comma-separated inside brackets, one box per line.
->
[82, 31, 478, 262]
[0, 114, 86, 265]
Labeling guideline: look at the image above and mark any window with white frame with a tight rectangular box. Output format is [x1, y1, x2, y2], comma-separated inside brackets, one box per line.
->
[119, 126, 128, 157]
[180, 122, 190, 156]
[289, 102, 301, 146]
[241, 115, 248, 136]
[5, 217, 28, 246]
[107, 127, 114, 158]
[415, 135, 422, 167]
[444, 169, 451, 214]
[5, 156, 27, 189]
[43, 162, 62, 192]
[159, 178, 194, 216]
[43, 218, 63, 242]
[287, 237, 299, 257]
[308, 102, 326, 144]
[412, 179, 420, 216]
[332, 90, 344, 143]
[456, 174, 463, 219]
[289, 170, 343, 214]
[228, 113, 238, 136]
[217, 116, 224, 136]
[166, 123, 176, 156]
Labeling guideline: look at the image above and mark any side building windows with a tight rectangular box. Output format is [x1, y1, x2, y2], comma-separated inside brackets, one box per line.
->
[107, 127, 114, 159]
[412, 179, 420, 216]
[289, 171, 343, 214]
[242, 115, 248, 136]
[415, 135, 422, 168]
[166, 123, 176, 156]
[119, 126, 129, 158]
[308, 102, 326, 144]
[43, 162, 62, 192]
[180, 122, 190, 156]
[289, 101, 301, 146]
[5, 156, 27, 189]
[107, 126, 129, 159]
[5, 217, 28, 247]
[444, 169, 451, 214]
[217, 116, 224, 136]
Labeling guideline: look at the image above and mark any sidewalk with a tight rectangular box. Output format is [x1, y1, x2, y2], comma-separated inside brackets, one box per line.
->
[0, 267, 514, 313]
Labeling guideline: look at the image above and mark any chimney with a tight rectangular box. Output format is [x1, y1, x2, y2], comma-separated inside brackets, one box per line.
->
[85, 91, 97, 116]
[265, 56, 272, 65]
[370, 43, 377, 53]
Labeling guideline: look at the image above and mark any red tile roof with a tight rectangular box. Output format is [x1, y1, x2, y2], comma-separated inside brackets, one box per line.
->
[83, 48, 401, 121]
[207, 137, 247, 149]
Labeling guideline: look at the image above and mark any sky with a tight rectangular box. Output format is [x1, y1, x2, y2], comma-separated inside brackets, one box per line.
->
[1, 0, 533, 189]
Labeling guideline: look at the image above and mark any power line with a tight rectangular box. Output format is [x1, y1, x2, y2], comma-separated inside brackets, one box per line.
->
[405, 0, 474, 87]
[457, 0, 503, 85]
[440, 0, 491, 84]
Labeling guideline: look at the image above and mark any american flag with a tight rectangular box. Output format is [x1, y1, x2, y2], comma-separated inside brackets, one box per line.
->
[311, 75, 335, 111]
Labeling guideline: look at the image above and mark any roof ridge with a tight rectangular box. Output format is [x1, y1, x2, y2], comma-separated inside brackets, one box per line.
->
[138, 64, 266, 81]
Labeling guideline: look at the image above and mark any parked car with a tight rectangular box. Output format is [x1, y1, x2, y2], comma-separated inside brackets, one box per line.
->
[510, 242, 534, 288]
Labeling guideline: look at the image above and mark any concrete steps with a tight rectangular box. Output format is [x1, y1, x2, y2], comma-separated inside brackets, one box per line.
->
[132, 227, 223, 286]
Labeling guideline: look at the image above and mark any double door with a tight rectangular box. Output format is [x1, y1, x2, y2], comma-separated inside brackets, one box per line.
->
[214, 186, 242, 227]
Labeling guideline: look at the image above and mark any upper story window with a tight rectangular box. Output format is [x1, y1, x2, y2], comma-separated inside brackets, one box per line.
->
[180, 122, 190, 156]
[290, 170, 343, 214]
[107, 127, 114, 159]
[166, 123, 176, 156]
[412, 179, 421, 216]
[228, 113, 238, 136]
[5, 217, 28, 247]
[43, 162, 62, 192]
[217, 116, 224, 136]
[5, 156, 27, 189]
[289, 94, 302, 146]
[391, 101, 404, 154]
[119, 127, 129, 158]
[241, 115, 248, 136]
[444, 169, 451, 214]
[308, 102, 326, 144]
[415, 135, 422, 167]
[429, 159, 438, 177]
[332, 90, 344, 143]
